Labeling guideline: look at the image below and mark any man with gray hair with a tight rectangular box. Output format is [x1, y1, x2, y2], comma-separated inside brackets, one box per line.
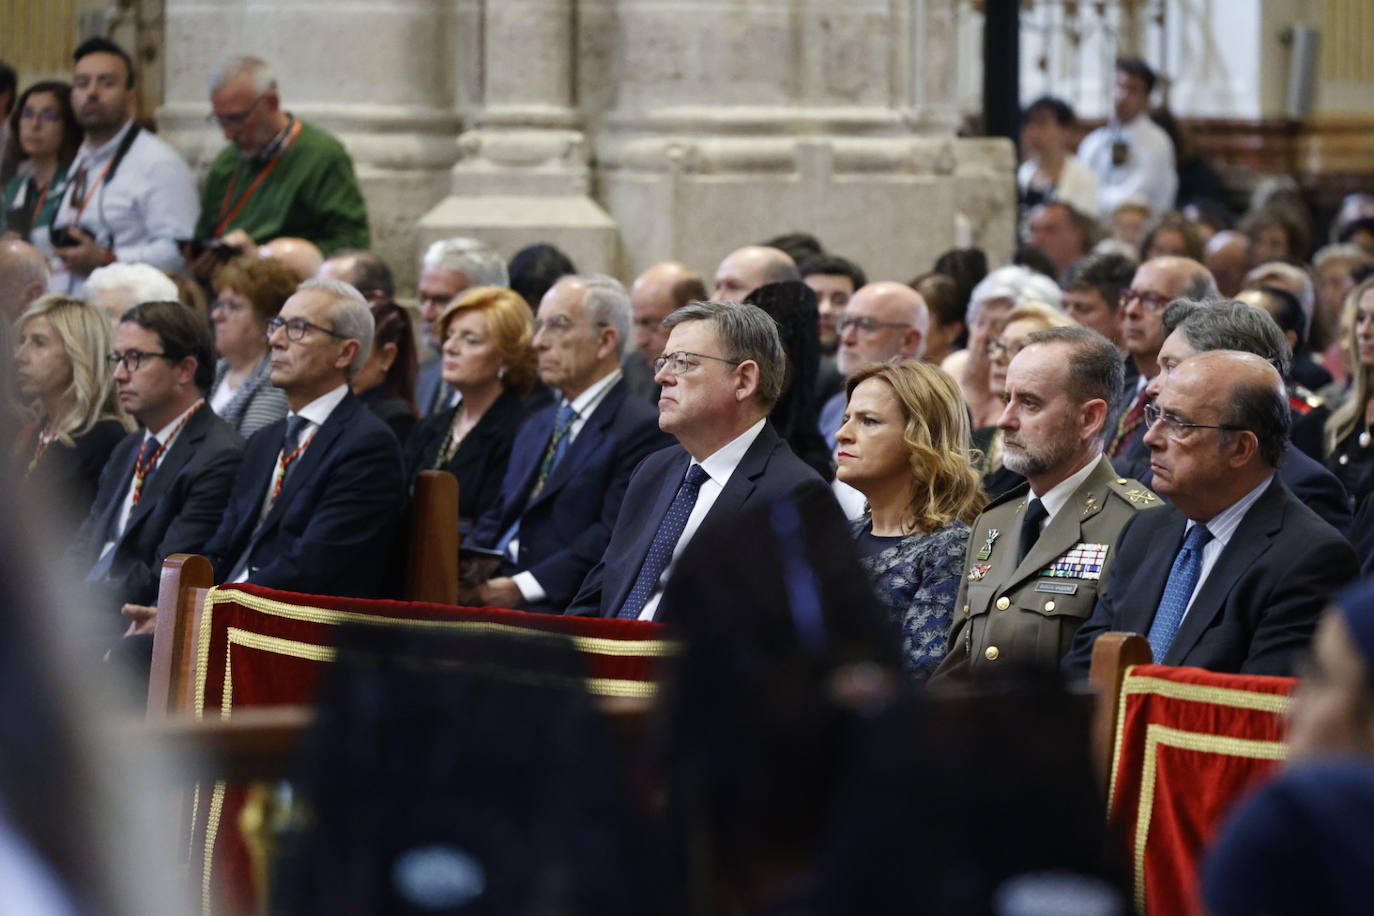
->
[569, 299, 835, 620]
[190, 54, 369, 281]
[201, 277, 405, 597]
[467, 273, 670, 612]
[416, 236, 510, 416]
[0, 238, 50, 320]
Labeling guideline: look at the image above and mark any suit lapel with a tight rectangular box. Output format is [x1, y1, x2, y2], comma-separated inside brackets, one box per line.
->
[506, 407, 556, 512]
[1001, 458, 1113, 587]
[1164, 480, 1281, 664]
[118, 408, 209, 541]
[607, 451, 691, 612]
[1128, 511, 1187, 640]
[90, 435, 140, 547]
[252, 396, 354, 542]
[530, 381, 626, 508]
[700, 423, 775, 523]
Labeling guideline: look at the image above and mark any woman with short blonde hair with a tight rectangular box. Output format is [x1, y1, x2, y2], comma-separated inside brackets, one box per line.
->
[835, 360, 986, 679]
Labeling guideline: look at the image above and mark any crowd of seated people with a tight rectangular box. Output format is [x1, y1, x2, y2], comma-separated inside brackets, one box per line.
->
[7, 37, 1374, 914]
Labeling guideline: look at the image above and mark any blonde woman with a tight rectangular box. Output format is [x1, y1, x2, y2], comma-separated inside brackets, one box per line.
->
[835, 360, 987, 679]
[13, 295, 132, 530]
[1324, 275, 1374, 508]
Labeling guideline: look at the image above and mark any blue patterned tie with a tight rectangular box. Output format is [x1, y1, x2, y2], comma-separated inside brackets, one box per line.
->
[1146, 523, 1214, 662]
[617, 464, 711, 619]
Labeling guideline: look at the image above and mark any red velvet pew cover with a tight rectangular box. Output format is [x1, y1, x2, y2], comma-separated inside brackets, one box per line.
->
[1107, 663, 1296, 916]
[187, 583, 678, 916]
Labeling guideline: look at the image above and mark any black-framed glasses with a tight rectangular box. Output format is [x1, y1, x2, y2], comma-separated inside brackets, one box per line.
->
[838, 316, 911, 334]
[1143, 403, 1246, 441]
[266, 316, 348, 342]
[207, 93, 266, 129]
[1119, 289, 1171, 311]
[653, 350, 743, 375]
[108, 349, 173, 372]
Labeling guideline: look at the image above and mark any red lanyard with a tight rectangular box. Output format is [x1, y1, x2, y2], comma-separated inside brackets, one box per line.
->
[130, 402, 204, 507]
[66, 156, 117, 225]
[214, 120, 302, 236]
[270, 426, 315, 501]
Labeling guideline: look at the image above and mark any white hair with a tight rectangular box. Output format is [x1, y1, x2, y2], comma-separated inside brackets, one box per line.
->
[1313, 243, 1372, 271]
[295, 278, 374, 379]
[1244, 260, 1315, 329]
[421, 237, 508, 288]
[968, 265, 1063, 325]
[574, 273, 632, 357]
[209, 55, 277, 96]
[84, 262, 179, 318]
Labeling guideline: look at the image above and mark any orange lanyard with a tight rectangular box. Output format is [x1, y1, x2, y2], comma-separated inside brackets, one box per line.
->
[270, 426, 315, 501]
[214, 120, 302, 236]
[66, 156, 116, 225]
[130, 402, 204, 507]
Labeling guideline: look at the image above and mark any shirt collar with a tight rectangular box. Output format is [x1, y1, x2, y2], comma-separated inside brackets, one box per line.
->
[695, 417, 767, 485]
[75, 119, 134, 165]
[290, 384, 350, 429]
[148, 398, 205, 446]
[1032, 452, 1103, 523]
[246, 114, 296, 163]
[565, 367, 622, 418]
[1186, 474, 1275, 547]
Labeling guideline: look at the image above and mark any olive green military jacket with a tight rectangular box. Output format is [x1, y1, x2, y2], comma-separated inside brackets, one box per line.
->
[932, 455, 1163, 681]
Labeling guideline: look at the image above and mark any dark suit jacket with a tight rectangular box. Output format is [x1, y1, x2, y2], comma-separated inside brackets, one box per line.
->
[567, 422, 834, 619]
[1063, 476, 1357, 678]
[73, 406, 244, 610]
[18, 418, 128, 538]
[1137, 442, 1352, 538]
[404, 388, 527, 525]
[468, 377, 670, 609]
[201, 390, 406, 598]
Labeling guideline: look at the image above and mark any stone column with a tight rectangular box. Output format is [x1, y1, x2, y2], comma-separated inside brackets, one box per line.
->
[588, 0, 1014, 281]
[416, 0, 618, 275]
[158, 0, 462, 292]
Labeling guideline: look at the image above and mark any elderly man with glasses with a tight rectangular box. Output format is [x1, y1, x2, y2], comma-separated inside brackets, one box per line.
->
[199, 278, 405, 598]
[1063, 350, 1356, 678]
[188, 55, 370, 281]
[466, 274, 670, 612]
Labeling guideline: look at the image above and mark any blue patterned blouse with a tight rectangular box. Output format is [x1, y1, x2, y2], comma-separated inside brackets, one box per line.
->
[849, 517, 970, 681]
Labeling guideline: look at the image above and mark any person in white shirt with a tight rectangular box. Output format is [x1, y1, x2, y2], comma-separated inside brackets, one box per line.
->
[1077, 57, 1178, 221]
[44, 38, 198, 297]
[1017, 96, 1098, 219]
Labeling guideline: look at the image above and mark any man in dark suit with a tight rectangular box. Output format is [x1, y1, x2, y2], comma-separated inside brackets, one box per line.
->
[1064, 351, 1357, 677]
[568, 299, 835, 620]
[1136, 298, 1353, 535]
[1108, 256, 1219, 479]
[75, 300, 243, 636]
[201, 278, 406, 597]
[468, 274, 669, 612]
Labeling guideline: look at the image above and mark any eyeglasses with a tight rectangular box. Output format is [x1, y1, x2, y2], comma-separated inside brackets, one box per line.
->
[653, 351, 743, 376]
[838, 316, 911, 335]
[108, 349, 173, 372]
[1119, 289, 1172, 311]
[986, 338, 1028, 360]
[532, 315, 608, 337]
[1143, 402, 1246, 441]
[19, 107, 60, 123]
[266, 316, 348, 342]
[211, 297, 247, 314]
[207, 93, 266, 129]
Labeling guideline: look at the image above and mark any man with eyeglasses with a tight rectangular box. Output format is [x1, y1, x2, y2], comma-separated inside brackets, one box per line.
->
[200, 278, 406, 598]
[568, 299, 835, 620]
[46, 38, 198, 297]
[188, 55, 369, 282]
[467, 274, 669, 612]
[73, 300, 242, 639]
[1108, 255, 1218, 479]
[816, 281, 928, 453]
[1064, 350, 1356, 677]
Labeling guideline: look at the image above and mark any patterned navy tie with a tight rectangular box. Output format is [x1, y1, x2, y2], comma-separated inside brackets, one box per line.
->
[1146, 523, 1214, 662]
[617, 464, 710, 620]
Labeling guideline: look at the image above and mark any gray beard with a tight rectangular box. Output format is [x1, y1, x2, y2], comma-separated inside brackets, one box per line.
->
[1002, 436, 1075, 480]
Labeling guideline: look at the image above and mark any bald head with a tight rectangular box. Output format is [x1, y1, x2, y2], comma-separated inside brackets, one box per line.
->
[631, 261, 707, 364]
[0, 239, 50, 321]
[259, 237, 324, 283]
[1205, 231, 1253, 298]
[836, 281, 929, 374]
[712, 245, 799, 301]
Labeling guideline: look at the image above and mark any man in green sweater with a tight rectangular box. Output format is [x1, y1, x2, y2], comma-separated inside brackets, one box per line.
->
[190, 55, 369, 280]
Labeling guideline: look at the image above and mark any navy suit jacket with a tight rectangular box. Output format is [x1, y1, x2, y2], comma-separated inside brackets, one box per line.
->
[469, 377, 670, 609]
[201, 390, 406, 598]
[568, 422, 834, 619]
[1063, 476, 1357, 678]
[73, 405, 244, 610]
[1136, 442, 1352, 537]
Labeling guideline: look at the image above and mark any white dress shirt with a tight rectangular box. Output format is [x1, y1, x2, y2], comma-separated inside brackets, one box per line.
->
[1175, 474, 1274, 625]
[1076, 113, 1178, 220]
[512, 368, 623, 603]
[637, 417, 767, 621]
[43, 119, 199, 296]
[99, 399, 205, 561]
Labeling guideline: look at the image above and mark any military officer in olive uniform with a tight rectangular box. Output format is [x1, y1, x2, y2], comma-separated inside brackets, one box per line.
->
[934, 326, 1163, 681]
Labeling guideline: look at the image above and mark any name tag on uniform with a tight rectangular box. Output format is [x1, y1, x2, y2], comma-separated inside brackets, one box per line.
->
[1035, 581, 1079, 595]
[1040, 542, 1109, 580]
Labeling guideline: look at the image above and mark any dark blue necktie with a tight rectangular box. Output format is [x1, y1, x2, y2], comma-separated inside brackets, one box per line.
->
[618, 464, 710, 620]
[1146, 523, 1214, 661]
